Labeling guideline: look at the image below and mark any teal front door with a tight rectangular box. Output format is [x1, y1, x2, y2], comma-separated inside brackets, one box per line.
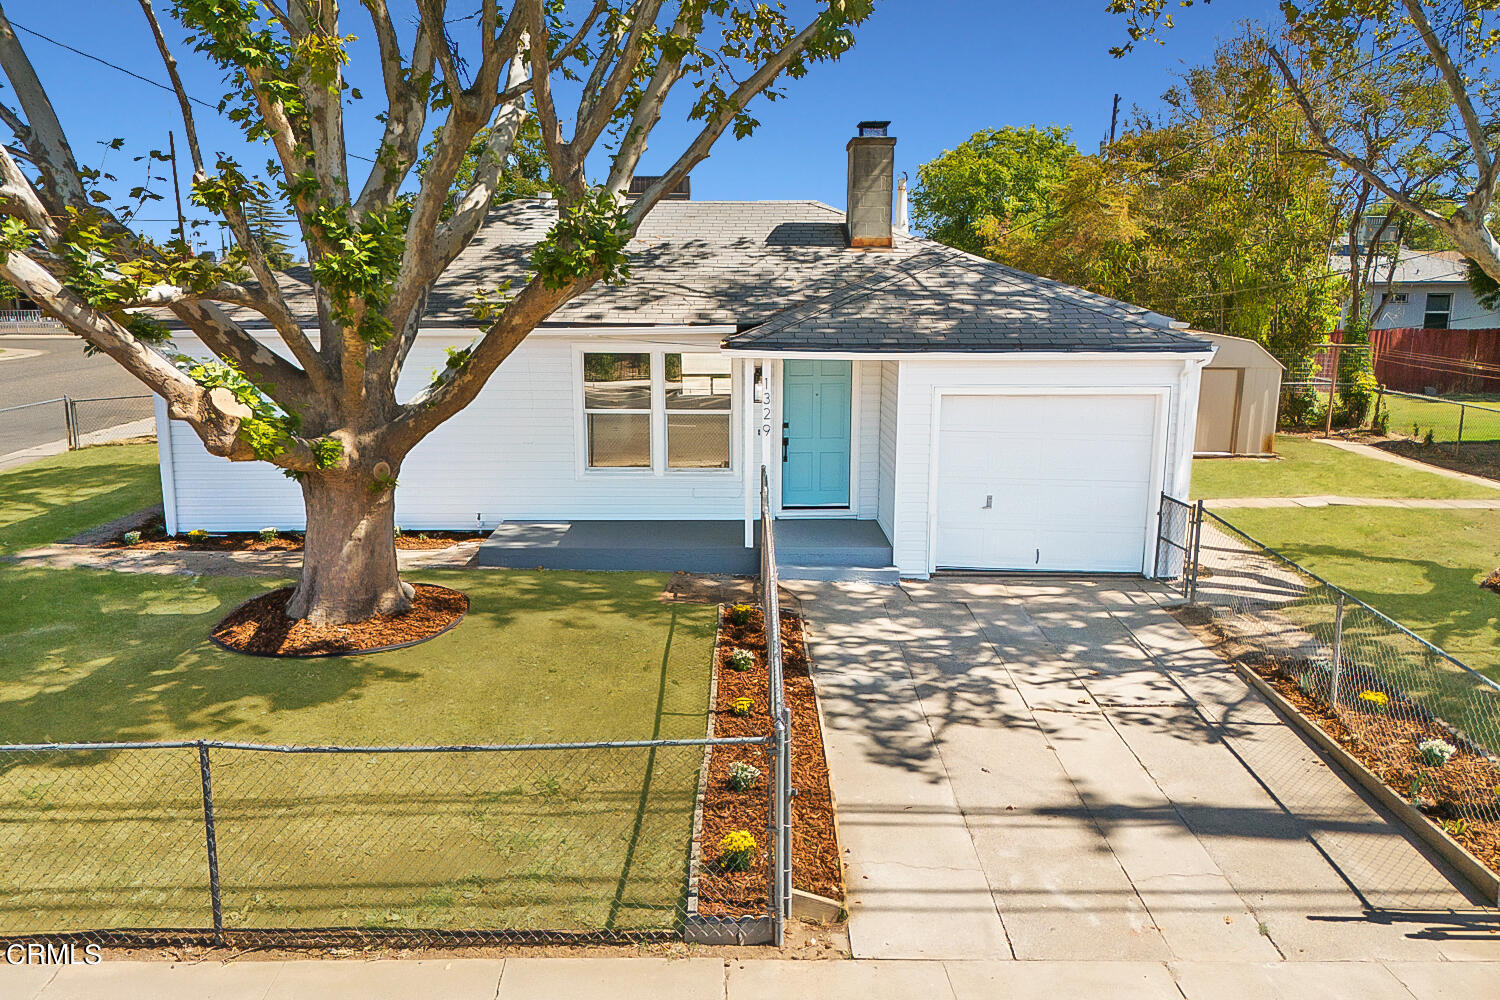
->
[782, 360, 852, 507]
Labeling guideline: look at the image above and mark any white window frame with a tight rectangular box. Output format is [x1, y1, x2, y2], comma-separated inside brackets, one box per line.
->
[573, 345, 737, 477]
[1423, 292, 1453, 329]
[664, 351, 735, 473]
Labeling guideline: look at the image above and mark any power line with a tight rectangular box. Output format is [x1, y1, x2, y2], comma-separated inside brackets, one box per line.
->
[7, 19, 377, 164]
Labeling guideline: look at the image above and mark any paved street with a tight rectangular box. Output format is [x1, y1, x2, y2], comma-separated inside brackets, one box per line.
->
[0, 335, 152, 456]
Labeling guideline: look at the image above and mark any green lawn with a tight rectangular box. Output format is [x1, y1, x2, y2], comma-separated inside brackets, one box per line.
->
[1382, 392, 1500, 445]
[0, 450, 722, 936]
[1191, 435, 1500, 499]
[1216, 506, 1500, 683]
[0, 443, 161, 553]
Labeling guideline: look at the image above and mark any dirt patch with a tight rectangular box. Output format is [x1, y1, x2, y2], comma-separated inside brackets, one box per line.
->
[1172, 606, 1500, 875]
[1368, 436, 1500, 483]
[211, 584, 468, 657]
[659, 571, 756, 605]
[696, 604, 843, 917]
[104, 520, 485, 553]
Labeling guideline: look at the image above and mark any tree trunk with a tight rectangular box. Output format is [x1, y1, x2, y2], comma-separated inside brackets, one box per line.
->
[284, 469, 412, 624]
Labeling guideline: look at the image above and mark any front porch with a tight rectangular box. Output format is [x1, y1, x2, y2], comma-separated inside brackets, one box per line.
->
[476, 517, 897, 582]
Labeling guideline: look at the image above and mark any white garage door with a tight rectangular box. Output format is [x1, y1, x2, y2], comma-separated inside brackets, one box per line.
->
[934, 394, 1159, 572]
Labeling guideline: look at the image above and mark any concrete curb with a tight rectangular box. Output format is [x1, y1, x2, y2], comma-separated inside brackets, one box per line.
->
[1232, 661, 1500, 906]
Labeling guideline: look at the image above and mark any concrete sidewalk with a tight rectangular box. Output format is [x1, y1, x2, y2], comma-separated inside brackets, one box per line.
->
[6, 956, 1500, 999]
[793, 577, 1500, 966]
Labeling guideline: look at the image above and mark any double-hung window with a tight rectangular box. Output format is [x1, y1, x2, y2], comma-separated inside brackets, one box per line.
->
[582, 350, 734, 472]
[665, 353, 732, 469]
[1423, 292, 1452, 329]
[583, 353, 652, 468]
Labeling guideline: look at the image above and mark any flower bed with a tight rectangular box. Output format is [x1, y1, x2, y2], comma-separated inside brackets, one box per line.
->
[105, 521, 486, 552]
[695, 604, 843, 917]
[1176, 606, 1500, 878]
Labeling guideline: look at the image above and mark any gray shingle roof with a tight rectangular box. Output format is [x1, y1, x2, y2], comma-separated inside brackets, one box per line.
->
[177, 197, 1210, 354]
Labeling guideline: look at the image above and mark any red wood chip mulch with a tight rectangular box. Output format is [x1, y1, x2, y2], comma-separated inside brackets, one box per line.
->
[108, 528, 485, 552]
[697, 604, 844, 917]
[1174, 606, 1500, 876]
[211, 584, 468, 657]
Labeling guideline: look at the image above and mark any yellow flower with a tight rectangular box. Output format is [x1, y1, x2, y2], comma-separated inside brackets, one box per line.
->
[731, 696, 754, 716]
[719, 830, 757, 855]
[1358, 690, 1389, 708]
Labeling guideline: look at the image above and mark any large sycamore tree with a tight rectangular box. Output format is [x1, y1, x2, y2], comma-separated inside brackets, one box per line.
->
[0, 0, 869, 623]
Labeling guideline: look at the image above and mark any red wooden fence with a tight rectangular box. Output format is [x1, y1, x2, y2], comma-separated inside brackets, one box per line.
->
[1334, 328, 1500, 394]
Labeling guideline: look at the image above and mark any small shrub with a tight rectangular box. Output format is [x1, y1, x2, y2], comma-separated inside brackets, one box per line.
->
[185, 529, 209, 543]
[1446, 817, 1471, 838]
[1356, 689, 1389, 713]
[258, 526, 278, 542]
[727, 761, 761, 792]
[1370, 399, 1390, 436]
[717, 830, 757, 872]
[727, 648, 754, 672]
[393, 526, 403, 538]
[1297, 657, 1331, 700]
[1417, 738, 1456, 767]
[726, 603, 756, 627]
[122, 530, 142, 546]
[1423, 427, 1435, 446]
[731, 696, 754, 717]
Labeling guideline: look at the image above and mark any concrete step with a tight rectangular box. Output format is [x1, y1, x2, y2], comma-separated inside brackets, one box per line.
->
[777, 563, 901, 584]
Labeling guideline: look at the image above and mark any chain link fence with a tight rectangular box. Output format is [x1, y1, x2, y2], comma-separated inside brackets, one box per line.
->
[0, 736, 778, 946]
[1157, 498, 1500, 907]
[0, 394, 155, 457]
[0, 489, 796, 948]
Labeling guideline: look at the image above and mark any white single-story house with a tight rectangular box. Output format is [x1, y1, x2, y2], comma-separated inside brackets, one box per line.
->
[154, 123, 1214, 581]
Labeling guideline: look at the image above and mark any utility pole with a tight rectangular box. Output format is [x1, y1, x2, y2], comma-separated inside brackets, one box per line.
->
[168, 131, 187, 249]
[1108, 93, 1121, 150]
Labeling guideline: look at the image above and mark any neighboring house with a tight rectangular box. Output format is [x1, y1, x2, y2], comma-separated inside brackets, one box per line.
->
[1333, 247, 1500, 393]
[153, 123, 1214, 581]
[1348, 249, 1487, 330]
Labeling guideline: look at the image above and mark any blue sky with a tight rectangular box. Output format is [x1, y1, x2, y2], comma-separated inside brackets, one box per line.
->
[9, 1, 1283, 245]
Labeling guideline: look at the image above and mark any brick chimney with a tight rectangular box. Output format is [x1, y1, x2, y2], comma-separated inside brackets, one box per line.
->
[846, 121, 895, 248]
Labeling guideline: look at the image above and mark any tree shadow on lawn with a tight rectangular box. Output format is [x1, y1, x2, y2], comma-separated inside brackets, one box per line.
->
[1251, 542, 1499, 674]
[0, 566, 714, 753]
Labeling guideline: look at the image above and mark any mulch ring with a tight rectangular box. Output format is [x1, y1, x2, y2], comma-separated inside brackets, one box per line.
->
[696, 604, 844, 918]
[211, 584, 468, 657]
[104, 520, 485, 552]
[1172, 607, 1500, 876]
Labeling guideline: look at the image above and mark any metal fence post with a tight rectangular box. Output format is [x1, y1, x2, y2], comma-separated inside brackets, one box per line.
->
[1187, 501, 1204, 603]
[1329, 593, 1346, 711]
[62, 395, 77, 450]
[1457, 404, 1466, 445]
[197, 741, 225, 944]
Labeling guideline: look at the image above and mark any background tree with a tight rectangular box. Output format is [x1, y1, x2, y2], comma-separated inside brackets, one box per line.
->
[910, 125, 1075, 256]
[239, 186, 298, 269]
[975, 34, 1346, 374]
[1118, 0, 1500, 284]
[0, 0, 871, 625]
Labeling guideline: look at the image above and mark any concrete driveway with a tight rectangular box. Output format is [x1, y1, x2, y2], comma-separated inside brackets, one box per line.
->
[793, 576, 1500, 967]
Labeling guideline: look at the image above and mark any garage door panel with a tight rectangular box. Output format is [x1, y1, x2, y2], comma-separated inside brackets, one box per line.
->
[934, 393, 1157, 573]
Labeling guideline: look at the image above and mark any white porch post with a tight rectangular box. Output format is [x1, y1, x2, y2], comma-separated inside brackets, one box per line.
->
[743, 358, 757, 547]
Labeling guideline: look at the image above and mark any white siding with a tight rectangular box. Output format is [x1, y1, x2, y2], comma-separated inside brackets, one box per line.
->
[165, 329, 748, 532]
[887, 356, 1202, 577]
[876, 360, 899, 541]
[1368, 283, 1493, 329]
